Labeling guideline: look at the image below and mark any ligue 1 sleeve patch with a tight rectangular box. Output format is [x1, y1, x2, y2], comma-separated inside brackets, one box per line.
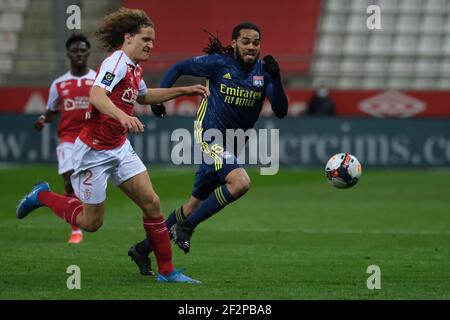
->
[101, 72, 115, 86]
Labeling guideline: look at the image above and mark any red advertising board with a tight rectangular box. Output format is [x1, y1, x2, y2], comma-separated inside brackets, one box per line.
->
[0, 87, 449, 118]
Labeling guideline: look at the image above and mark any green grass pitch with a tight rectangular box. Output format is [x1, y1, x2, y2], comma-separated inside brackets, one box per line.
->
[1, 165, 449, 299]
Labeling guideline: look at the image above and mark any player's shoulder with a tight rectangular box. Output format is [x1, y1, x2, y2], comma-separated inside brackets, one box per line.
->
[255, 59, 265, 74]
[100, 50, 128, 73]
[192, 53, 228, 66]
[86, 69, 97, 79]
[51, 71, 72, 86]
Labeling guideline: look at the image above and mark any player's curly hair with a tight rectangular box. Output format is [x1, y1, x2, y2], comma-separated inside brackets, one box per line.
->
[203, 30, 233, 55]
[95, 7, 154, 52]
[65, 33, 90, 50]
[203, 22, 261, 55]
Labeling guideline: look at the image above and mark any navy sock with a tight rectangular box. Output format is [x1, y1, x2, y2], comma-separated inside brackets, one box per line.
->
[165, 206, 185, 230]
[135, 238, 153, 256]
[184, 185, 235, 229]
[135, 207, 185, 255]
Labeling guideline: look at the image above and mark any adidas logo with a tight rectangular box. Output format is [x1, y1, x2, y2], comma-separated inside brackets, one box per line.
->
[222, 73, 232, 79]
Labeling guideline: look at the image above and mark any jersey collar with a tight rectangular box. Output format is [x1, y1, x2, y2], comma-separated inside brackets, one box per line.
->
[119, 50, 139, 68]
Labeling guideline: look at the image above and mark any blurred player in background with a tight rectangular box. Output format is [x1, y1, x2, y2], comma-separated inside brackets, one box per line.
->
[34, 33, 96, 244]
[129, 22, 288, 275]
[17, 7, 209, 283]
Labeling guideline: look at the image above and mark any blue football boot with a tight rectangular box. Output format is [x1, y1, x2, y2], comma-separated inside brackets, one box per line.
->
[156, 269, 201, 284]
[16, 181, 50, 219]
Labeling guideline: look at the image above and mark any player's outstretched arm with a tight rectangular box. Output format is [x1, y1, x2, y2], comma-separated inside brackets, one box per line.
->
[160, 56, 222, 88]
[137, 85, 210, 105]
[90, 86, 144, 134]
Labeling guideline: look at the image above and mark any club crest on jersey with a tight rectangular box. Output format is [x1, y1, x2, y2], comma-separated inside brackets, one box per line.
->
[101, 72, 115, 86]
[122, 87, 138, 103]
[253, 75, 264, 87]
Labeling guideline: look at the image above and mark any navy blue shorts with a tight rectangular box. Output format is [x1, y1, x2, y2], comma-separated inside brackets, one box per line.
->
[191, 145, 241, 200]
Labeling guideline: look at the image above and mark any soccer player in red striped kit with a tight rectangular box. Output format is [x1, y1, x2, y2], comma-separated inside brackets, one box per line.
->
[34, 33, 95, 244]
[17, 8, 209, 283]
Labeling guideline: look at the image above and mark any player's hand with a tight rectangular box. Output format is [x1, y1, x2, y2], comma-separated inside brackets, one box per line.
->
[119, 115, 144, 134]
[263, 55, 281, 81]
[184, 84, 210, 99]
[151, 103, 166, 118]
[34, 115, 46, 132]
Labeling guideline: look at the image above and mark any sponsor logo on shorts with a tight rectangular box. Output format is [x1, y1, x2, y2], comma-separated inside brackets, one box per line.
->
[83, 189, 91, 200]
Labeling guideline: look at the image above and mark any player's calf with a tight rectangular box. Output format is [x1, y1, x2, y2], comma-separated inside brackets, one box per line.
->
[225, 169, 251, 198]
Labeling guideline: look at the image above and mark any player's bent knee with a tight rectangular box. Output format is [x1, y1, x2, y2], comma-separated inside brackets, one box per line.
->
[229, 175, 251, 198]
[141, 194, 161, 216]
[238, 175, 251, 194]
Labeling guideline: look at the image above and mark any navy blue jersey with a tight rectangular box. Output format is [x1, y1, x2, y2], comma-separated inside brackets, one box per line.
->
[160, 53, 288, 137]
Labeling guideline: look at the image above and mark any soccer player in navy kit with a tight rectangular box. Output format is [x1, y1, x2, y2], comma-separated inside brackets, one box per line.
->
[129, 22, 288, 275]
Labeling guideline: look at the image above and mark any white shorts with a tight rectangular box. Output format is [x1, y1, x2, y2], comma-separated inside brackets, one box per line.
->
[71, 138, 147, 204]
[56, 142, 75, 175]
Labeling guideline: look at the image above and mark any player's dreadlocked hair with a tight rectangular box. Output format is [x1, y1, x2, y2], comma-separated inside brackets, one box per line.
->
[95, 7, 154, 52]
[203, 30, 233, 55]
[203, 22, 261, 55]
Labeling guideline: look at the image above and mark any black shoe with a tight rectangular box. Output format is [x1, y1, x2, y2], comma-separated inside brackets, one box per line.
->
[170, 223, 194, 254]
[128, 243, 155, 276]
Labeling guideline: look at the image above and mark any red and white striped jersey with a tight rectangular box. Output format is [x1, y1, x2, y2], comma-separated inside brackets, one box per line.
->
[47, 69, 96, 143]
[79, 50, 148, 150]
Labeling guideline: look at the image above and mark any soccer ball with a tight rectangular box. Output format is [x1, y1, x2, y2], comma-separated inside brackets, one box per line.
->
[325, 153, 362, 189]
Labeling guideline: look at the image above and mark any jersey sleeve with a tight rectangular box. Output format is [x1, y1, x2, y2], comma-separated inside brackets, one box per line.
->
[185, 54, 225, 77]
[94, 54, 127, 93]
[46, 80, 60, 111]
[160, 54, 225, 88]
[138, 79, 147, 96]
[265, 77, 288, 119]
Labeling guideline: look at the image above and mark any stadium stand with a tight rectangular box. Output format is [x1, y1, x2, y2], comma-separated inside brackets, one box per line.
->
[314, 0, 450, 89]
[0, 0, 27, 78]
[0, 0, 448, 90]
[125, 0, 321, 83]
[0, 0, 121, 85]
